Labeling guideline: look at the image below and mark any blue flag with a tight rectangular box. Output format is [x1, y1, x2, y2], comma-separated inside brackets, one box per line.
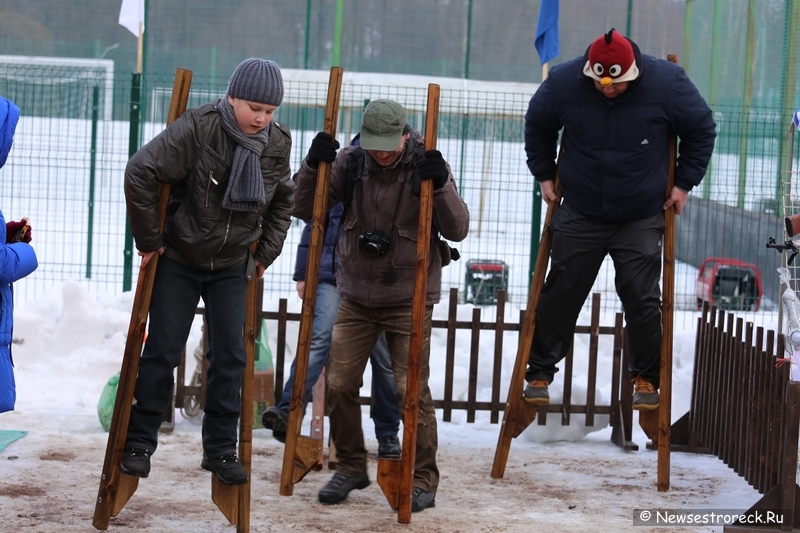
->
[535, 0, 559, 66]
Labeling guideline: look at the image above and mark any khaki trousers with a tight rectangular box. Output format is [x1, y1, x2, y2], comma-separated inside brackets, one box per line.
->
[327, 296, 439, 492]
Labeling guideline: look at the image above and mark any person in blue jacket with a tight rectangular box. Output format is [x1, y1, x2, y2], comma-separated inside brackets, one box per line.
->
[0, 95, 38, 414]
[522, 29, 716, 410]
[262, 196, 401, 459]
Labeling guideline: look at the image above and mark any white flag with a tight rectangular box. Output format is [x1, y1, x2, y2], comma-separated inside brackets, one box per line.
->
[119, 0, 145, 37]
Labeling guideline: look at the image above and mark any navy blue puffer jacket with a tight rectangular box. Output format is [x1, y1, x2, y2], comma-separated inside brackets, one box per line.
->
[524, 43, 716, 222]
[293, 202, 343, 285]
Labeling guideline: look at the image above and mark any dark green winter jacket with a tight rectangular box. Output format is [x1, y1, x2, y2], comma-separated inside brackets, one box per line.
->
[125, 101, 295, 272]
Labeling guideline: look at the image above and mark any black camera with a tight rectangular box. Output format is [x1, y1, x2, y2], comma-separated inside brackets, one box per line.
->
[358, 230, 390, 258]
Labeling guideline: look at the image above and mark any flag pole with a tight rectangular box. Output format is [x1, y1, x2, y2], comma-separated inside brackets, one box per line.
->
[136, 22, 143, 74]
[531, 0, 557, 287]
[123, 13, 144, 291]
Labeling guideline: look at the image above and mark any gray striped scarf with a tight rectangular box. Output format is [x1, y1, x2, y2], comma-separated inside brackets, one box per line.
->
[216, 98, 268, 212]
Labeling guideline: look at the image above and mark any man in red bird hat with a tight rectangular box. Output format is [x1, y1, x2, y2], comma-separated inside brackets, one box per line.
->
[522, 29, 716, 410]
[583, 28, 640, 88]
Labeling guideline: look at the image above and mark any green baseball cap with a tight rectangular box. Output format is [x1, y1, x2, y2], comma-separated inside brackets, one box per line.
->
[359, 99, 406, 151]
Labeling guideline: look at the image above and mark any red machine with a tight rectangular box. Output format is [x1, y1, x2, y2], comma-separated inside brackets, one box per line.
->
[695, 257, 762, 312]
[465, 259, 509, 305]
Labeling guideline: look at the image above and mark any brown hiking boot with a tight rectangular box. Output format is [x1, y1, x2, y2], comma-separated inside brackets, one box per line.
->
[632, 375, 659, 411]
[523, 379, 550, 405]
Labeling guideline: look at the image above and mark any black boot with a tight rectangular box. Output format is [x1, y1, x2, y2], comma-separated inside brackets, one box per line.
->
[262, 406, 289, 443]
[318, 472, 370, 504]
[412, 486, 436, 512]
[119, 448, 152, 478]
[261, 406, 288, 431]
[201, 454, 248, 485]
[377, 435, 401, 459]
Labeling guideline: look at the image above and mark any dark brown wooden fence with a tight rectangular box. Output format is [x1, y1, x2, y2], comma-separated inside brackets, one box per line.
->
[173, 289, 638, 448]
[664, 303, 800, 532]
[260, 288, 632, 444]
[171, 291, 800, 519]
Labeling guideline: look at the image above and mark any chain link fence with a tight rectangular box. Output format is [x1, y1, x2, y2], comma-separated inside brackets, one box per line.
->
[1, 0, 800, 332]
[0, 65, 795, 332]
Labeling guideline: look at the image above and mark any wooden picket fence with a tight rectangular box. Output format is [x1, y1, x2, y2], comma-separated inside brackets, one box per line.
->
[261, 288, 635, 446]
[172, 289, 645, 451]
[168, 289, 800, 525]
[665, 303, 800, 532]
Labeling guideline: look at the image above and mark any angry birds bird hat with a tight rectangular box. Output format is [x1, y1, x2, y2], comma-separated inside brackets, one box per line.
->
[583, 29, 640, 87]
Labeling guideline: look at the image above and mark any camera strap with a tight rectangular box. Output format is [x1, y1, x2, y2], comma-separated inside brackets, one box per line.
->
[342, 146, 363, 223]
[344, 146, 401, 239]
[343, 141, 458, 264]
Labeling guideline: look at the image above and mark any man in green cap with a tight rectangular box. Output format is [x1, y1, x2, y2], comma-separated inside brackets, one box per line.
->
[292, 98, 470, 512]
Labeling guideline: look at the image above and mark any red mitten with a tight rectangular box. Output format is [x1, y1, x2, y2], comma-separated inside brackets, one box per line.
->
[6, 219, 31, 243]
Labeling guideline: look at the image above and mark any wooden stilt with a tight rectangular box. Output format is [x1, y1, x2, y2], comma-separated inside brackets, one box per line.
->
[211, 273, 261, 530]
[655, 52, 681, 492]
[92, 67, 192, 531]
[376, 83, 440, 524]
[490, 153, 562, 480]
[279, 66, 344, 496]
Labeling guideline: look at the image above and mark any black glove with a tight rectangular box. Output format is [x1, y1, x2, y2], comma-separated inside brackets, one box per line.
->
[417, 150, 449, 190]
[307, 132, 340, 168]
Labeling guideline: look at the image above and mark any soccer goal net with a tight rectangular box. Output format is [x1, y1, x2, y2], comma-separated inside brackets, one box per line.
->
[0, 55, 114, 120]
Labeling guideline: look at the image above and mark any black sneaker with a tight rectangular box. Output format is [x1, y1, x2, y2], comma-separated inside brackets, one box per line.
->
[261, 406, 288, 431]
[201, 454, 248, 486]
[318, 472, 370, 504]
[119, 448, 152, 478]
[377, 435, 401, 459]
[411, 486, 436, 512]
[272, 429, 286, 443]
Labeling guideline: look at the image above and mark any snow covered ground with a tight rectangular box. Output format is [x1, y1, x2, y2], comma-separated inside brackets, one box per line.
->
[0, 276, 778, 532]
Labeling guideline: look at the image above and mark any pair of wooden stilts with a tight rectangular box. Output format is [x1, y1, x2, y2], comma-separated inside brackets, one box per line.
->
[92, 69, 254, 531]
[493, 54, 682, 492]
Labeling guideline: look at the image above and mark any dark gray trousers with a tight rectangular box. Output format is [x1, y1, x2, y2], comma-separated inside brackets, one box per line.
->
[526, 204, 664, 388]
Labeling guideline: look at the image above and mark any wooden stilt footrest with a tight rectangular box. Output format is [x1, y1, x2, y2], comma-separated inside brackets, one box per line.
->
[292, 436, 324, 484]
[211, 477, 239, 526]
[377, 458, 402, 510]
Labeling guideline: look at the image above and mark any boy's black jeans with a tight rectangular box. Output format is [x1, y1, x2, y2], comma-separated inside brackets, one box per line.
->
[125, 256, 248, 459]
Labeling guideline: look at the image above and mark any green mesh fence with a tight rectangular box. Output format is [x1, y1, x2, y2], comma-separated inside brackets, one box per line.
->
[0, 69, 540, 309]
[0, 0, 685, 101]
[2, 0, 800, 332]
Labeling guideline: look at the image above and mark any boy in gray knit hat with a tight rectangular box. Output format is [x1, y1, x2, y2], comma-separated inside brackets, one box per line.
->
[120, 58, 295, 486]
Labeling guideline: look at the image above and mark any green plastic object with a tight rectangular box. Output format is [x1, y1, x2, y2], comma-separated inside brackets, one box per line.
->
[253, 318, 274, 429]
[254, 319, 273, 371]
[97, 372, 120, 432]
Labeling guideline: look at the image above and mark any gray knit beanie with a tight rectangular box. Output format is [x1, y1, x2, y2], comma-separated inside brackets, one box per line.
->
[227, 58, 284, 107]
